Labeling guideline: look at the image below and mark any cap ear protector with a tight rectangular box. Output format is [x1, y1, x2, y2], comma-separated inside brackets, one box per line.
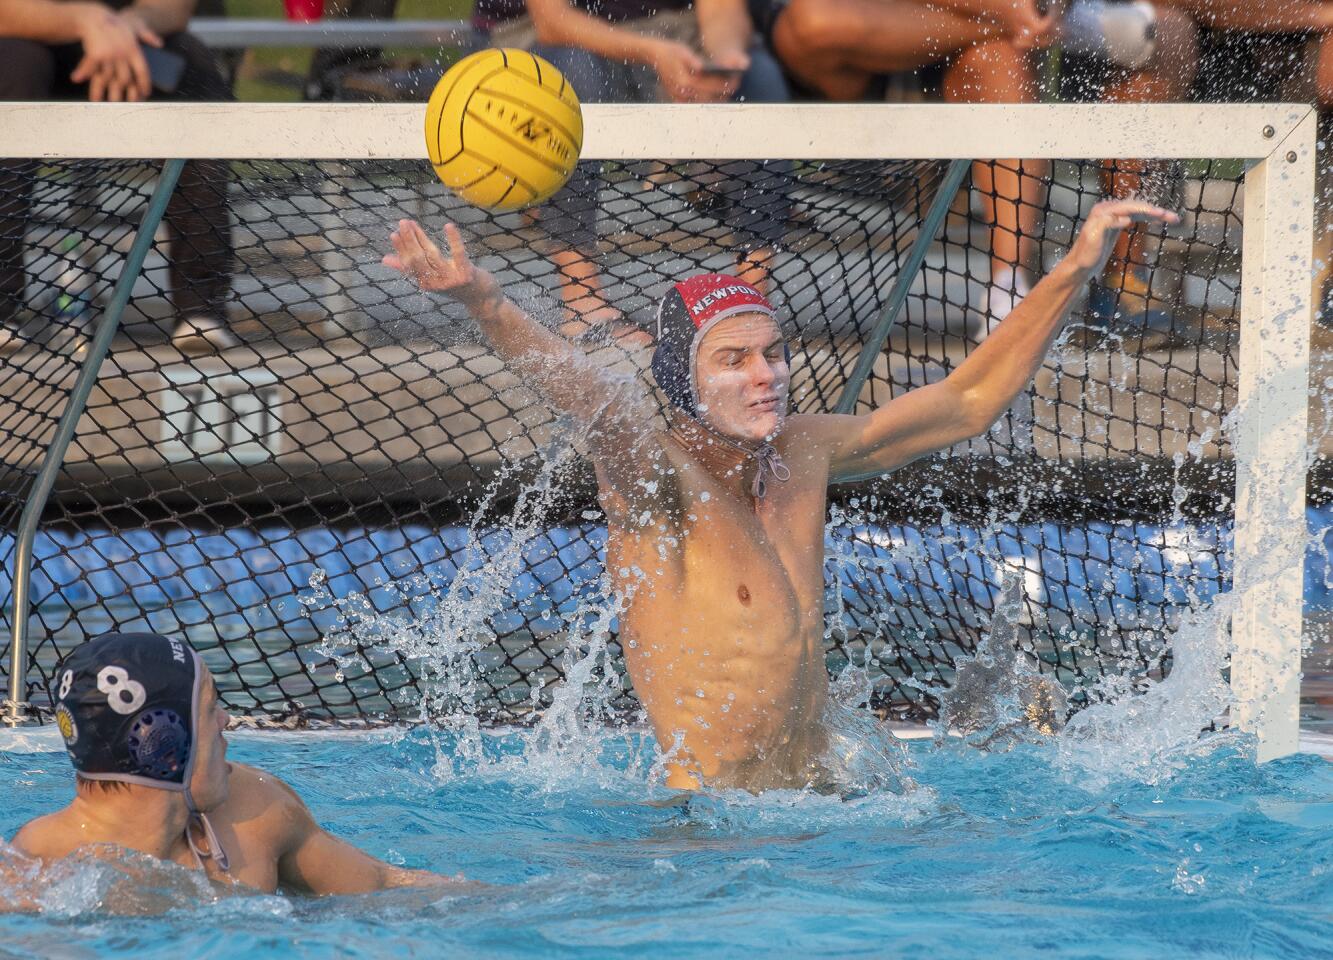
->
[651, 274, 786, 417]
[52, 631, 232, 873]
[52, 632, 201, 792]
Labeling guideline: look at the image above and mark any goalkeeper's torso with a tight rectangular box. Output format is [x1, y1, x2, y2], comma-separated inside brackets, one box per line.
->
[597, 415, 837, 792]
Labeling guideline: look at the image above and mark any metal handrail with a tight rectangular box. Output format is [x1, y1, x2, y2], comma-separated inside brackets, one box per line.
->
[2, 159, 186, 727]
[188, 17, 475, 49]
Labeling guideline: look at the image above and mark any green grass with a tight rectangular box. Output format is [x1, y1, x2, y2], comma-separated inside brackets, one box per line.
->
[222, 0, 475, 102]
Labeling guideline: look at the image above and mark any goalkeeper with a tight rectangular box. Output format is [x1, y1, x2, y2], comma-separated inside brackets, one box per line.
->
[385, 198, 1177, 793]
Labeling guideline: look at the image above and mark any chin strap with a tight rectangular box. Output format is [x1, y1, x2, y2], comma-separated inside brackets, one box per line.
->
[671, 413, 791, 499]
[184, 787, 230, 872]
[750, 442, 791, 499]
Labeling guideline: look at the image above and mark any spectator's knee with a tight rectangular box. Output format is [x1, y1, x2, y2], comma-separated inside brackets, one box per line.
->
[773, 0, 851, 59]
[1150, 5, 1199, 93]
[953, 38, 1024, 73]
[0, 39, 57, 100]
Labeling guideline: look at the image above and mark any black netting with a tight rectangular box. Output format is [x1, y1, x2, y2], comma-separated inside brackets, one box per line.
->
[0, 152, 1243, 725]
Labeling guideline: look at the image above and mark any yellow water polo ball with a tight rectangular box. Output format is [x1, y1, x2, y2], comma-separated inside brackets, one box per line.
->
[424, 48, 583, 212]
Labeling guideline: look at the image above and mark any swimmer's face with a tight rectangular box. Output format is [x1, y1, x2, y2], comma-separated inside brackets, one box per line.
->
[188, 671, 231, 811]
[695, 312, 789, 443]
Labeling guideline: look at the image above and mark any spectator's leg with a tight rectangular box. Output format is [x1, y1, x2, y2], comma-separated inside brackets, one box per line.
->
[305, 0, 398, 100]
[769, 0, 1001, 100]
[1096, 6, 1199, 318]
[526, 46, 629, 338]
[942, 40, 1043, 328]
[1313, 39, 1333, 319]
[1314, 30, 1333, 107]
[0, 39, 59, 340]
[731, 47, 791, 293]
[159, 33, 238, 353]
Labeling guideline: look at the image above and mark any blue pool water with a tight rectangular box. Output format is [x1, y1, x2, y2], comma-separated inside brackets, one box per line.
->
[2, 728, 1331, 959]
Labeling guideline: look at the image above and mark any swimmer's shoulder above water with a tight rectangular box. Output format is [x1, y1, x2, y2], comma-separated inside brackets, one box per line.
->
[4, 632, 462, 905]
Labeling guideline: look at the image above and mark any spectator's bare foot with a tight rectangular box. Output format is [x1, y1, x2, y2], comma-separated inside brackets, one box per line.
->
[172, 316, 240, 355]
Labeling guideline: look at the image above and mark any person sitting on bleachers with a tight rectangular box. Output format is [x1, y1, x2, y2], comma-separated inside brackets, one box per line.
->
[748, 0, 1199, 337]
[0, 0, 238, 354]
[1161, 0, 1333, 316]
[1057, 0, 1199, 336]
[472, 0, 790, 346]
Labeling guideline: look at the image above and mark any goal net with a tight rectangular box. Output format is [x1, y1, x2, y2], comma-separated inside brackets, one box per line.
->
[0, 102, 1314, 757]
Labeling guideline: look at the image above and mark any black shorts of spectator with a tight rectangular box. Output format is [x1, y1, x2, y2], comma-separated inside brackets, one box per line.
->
[0, 29, 238, 355]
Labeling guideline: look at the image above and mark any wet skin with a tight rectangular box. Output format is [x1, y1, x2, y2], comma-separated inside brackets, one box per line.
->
[599, 315, 838, 790]
[9, 672, 452, 894]
[383, 202, 1179, 791]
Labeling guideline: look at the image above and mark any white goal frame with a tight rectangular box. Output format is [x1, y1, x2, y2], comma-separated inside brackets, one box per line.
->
[0, 102, 1316, 759]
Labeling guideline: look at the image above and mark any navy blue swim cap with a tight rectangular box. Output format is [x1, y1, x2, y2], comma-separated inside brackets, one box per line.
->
[52, 632, 201, 791]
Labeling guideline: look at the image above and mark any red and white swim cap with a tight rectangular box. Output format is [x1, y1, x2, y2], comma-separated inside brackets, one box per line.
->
[651, 274, 778, 415]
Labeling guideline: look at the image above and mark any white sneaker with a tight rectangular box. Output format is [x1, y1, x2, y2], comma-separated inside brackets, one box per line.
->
[172, 316, 240, 355]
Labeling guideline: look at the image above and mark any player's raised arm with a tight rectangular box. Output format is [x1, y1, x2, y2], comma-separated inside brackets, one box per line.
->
[827, 200, 1180, 482]
[383, 219, 662, 475]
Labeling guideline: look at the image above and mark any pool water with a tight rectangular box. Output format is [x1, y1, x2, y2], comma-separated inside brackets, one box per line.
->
[2, 725, 1330, 959]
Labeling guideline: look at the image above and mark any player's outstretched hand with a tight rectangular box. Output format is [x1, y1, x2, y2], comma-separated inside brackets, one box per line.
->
[1066, 200, 1180, 276]
[383, 220, 501, 310]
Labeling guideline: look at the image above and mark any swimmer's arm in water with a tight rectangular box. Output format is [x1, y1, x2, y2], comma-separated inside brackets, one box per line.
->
[262, 771, 456, 894]
[383, 219, 669, 498]
[826, 200, 1179, 481]
[0, 832, 47, 912]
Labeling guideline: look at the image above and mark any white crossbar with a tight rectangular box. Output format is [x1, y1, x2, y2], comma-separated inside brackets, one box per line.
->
[0, 101, 1313, 161]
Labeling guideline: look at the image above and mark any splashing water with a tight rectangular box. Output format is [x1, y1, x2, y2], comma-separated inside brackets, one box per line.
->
[298, 380, 1274, 799]
[1054, 593, 1237, 790]
[936, 571, 1069, 748]
[494, 579, 640, 790]
[301, 495, 1252, 802]
[303, 424, 650, 785]
[0, 841, 285, 917]
[306, 436, 579, 775]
